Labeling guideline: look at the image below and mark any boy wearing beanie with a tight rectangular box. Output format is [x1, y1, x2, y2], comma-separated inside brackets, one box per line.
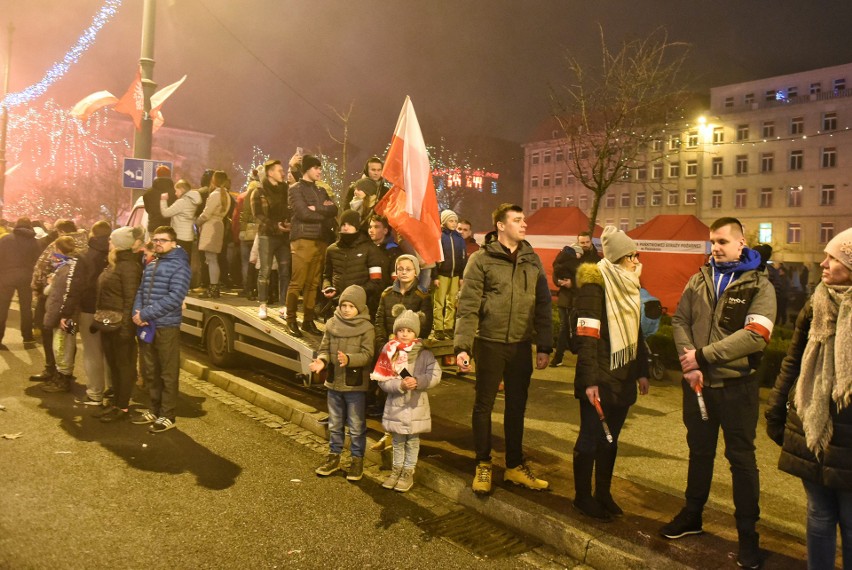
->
[433, 209, 466, 340]
[309, 285, 375, 481]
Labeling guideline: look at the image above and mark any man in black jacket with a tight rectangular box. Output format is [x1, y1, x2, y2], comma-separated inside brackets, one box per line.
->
[0, 218, 42, 350]
[142, 165, 176, 234]
[252, 159, 291, 320]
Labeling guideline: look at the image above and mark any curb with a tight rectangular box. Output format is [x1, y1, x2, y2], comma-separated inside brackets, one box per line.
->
[180, 357, 681, 569]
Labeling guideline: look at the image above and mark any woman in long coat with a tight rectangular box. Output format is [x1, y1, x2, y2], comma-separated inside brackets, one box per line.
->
[196, 170, 231, 298]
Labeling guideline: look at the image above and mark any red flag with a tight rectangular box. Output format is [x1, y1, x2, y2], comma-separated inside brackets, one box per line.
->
[375, 97, 442, 265]
[113, 66, 144, 129]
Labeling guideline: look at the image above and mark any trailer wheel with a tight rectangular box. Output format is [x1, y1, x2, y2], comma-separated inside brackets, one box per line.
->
[205, 315, 237, 368]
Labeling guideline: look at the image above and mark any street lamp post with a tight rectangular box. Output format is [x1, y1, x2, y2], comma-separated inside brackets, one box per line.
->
[131, 0, 157, 206]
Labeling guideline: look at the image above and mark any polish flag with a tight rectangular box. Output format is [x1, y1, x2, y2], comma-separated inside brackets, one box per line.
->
[113, 66, 144, 129]
[375, 97, 442, 265]
[70, 90, 118, 121]
[150, 75, 187, 132]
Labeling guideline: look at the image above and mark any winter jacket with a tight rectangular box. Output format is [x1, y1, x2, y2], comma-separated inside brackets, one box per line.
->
[0, 226, 42, 285]
[380, 346, 442, 434]
[235, 182, 259, 241]
[765, 300, 852, 491]
[252, 178, 290, 237]
[143, 177, 176, 233]
[322, 232, 385, 303]
[44, 255, 90, 329]
[96, 249, 143, 338]
[464, 236, 480, 258]
[31, 229, 89, 294]
[553, 246, 601, 308]
[197, 187, 231, 253]
[317, 314, 375, 392]
[75, 235, 110, 314]
[133, 246, 191, 328]
[454, 239, 553, 354]
[436, 228, 466, 278]
[288, 180, 338, 242]
[374, 281, 433, 351]
[161, 189, 201, 242]
[573, 263, 649, 407]
[373, 236, 401, 291]
[672, 259, 776, 384]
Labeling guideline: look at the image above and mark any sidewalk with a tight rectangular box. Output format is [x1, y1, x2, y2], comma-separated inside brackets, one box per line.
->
[183, 356, 820, 570]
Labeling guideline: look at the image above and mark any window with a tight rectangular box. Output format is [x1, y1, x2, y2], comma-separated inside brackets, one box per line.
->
[822, 147, 837, 168]
[531, 176, 539, 188]
[555, 148, 564, 162]
[567, 173, 576, 185]
[735, 189, 747, 208]
[685, 189, 697, 205]
[787, 223, 802, 244]
[736, 155, 748, 174]
[530, 198, 538, 211]
[759, 223, 772, 244]
[531, 152, 540, 165]
[762, 121, 775, 138]
[686, 160, 698, 177]
[687, 131, 699, 148]
[835, 78, 846, 92]
[761, 153, 774, 173]
[566, 195, 575, 206]
[787, 86, 798, 98]
[712, 127, 724, 144]
[667, 191, 679, 206]
[619, 218, 629, 232]
[737, 124, 749, 141]
[636, 192, 646, 207]
[651, 191, 662, 206]
[541, 197, 550, 208]
[669, 134, 680, 150]
[788, 185, 803, 207]
[789, 150, 803, 170]
[711, 190, 722, 209]
[712, 157, 723, 176]
[791, 116, 804, 135]
[652, 139, 664, 152]
[765, 89, 776, 102]
[823, 112, 837, 131]
[652, 162, 663, 179]
[579, 195, 588, 210]
[669, 161, 680, 177]
[810, 82, 821, 95]
[760, 188, 773, 208]
[725, 96, 734, 108]
[635, 218, 645, 227]
[542, 174, 551, 187]
[543, 150, 552, 163]
[820, 184, 836, 206]
[636, 165, 647, 181]
[605, 194, 615, 208]
[820, 223, 835, 243]
[744, 93, 754, 105]
[554, 196, 562, 208]
[554, 172, 563, 186]
[620, 193, 630, 208]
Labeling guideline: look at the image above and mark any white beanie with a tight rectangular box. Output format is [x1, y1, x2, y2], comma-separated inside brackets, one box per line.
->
[601, 225, 637, 263]
[825, 227, 852, 271]
[440, 210, 458, 226]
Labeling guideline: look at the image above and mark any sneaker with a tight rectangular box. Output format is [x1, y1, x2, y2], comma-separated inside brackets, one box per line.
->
[346, 457, 364, 481]
[472, 461, 493, 494]
[382, 466, 403, 489]
[277, 307, 287, 320]
[394, 467, 415, 492]
[315, 453, 340, 476]
[504, 463, 550, 491]
[148, 417, 176, 433]
[660, 509, 704, 539]
[549, 357, 563, 368]
[131, 410, 158, 425]
[74, 395, 104, 406]
[258, 304, 268, 320]
[99, 407, 129, 423]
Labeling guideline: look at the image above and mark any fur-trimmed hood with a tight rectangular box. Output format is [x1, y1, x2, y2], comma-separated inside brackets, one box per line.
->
[576, 262, 603, 288]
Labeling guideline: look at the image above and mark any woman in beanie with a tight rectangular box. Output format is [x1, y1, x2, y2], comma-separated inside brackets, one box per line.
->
[765, 227, 852, 569]
[372, 305, 441, 492]
[571, 226, 650, 521]
[92, 226, 145, 422]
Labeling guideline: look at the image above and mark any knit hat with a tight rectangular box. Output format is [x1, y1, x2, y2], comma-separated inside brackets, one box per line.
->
[440, 209, 458, 226]
[395, 254, 420, 276]
[354, 177, 378, 197]
[392, 304, 421, 337]
[155, 165, 171, 178]
[339, 209, 361, 229]
[301, 154, 322, 172]
[753, 244, 773, 265]
[111, 226, 145, 251]
[601, 225, 636, 263]
[825, 227, 852, 271]
[339, 285, 367, 314]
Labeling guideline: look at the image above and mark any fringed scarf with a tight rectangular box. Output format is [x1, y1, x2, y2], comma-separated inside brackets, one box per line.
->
[795, 282, 852, 457]
[598, 258, 642, 370]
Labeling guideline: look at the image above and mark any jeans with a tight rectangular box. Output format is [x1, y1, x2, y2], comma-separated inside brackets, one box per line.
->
[78, 312, 110, 400]
[554, 306, 571, 361]
[803, 479, 852, 570]
[472, 339, 533, 468]
[101, 330, 137, 409]
[418, 267, 432, 293]
[240, 240, 257, 294]
[392, 433, 421, 469]
[0, 277, 33, 343]
[326, 389, 366, 458]
[139, 326, 181, 421]
[257, 235, 291, 305]
[34, 294, 55, 370]
[574, 397, 629, 455]
[682, 376, 760, 531]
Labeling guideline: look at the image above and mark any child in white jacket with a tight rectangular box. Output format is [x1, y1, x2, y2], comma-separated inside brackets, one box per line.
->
[371, 305, 441, 492]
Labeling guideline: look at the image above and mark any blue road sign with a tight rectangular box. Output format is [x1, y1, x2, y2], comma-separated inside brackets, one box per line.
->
[122, 158, 173, 189]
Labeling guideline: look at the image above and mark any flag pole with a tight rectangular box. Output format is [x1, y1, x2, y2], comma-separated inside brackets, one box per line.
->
[132, 0, 157, 207]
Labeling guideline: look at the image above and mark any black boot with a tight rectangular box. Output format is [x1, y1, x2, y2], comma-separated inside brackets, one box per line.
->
[595, 444, 623, 516]
[210, 284, 220, 299]
[572, 451, 612, 521]
[29, 368, 56, 382]
[736, 529, 761, 569]
[42, 372, 72, 393]
[301, 312, 321, 336]
[286, 319, 303, 338]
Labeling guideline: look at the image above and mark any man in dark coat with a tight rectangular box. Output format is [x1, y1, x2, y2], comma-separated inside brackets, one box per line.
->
[142, 165, 177, 234]
[0, 218, 42, 349]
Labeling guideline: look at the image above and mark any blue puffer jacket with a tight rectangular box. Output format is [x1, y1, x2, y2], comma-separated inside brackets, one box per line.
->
[133, 246, 191, 328]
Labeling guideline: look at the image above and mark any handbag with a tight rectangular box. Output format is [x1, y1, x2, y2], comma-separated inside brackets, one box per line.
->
[93, 309, 123, 333]
[242, 222, 258, 242]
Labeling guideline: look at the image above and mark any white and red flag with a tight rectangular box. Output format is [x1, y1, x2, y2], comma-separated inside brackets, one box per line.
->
[113, 66, 144, 129]
[70, 90, 119, 121]
[375, 96, 442, 265]
[150, 75, 187, 133]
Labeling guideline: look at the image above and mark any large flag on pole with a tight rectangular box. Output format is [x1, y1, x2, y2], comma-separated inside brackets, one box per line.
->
[113, 66, 144, 129]
[374, 96, 442, 265]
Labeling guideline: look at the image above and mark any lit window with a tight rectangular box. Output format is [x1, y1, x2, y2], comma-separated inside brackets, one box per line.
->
[758, 222, 772, 243]
[787, 223, 801, 244]
[787, 186, 803, 207]
[820, 184, 835, 206]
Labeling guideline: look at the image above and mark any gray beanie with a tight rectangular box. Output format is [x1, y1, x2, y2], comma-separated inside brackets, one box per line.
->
[392, 304, 421, 337]
[111, 226, 145, 251]
[395, 254, 420, 276]
[339, 285, 367, 315]
[601, 225, 636, 263]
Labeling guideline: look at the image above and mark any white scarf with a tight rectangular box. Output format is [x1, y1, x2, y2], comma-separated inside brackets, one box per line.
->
[598, 258, 642, 370]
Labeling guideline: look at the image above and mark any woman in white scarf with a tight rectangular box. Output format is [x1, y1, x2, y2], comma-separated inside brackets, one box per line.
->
[571, 226, 650, 521]
[765, 226, 852, 570]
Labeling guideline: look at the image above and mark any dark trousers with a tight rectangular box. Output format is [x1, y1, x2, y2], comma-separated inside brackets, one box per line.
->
[472, 339, 533, 468]
[102, 331, 138, 409]
[574, 397, 629, 455]
[0, 277, 33, 343]
[34, 294, 55, 370]
[682, 376, 760, 531]
[139, 326, 181, 421]
[554, 306, 571, 360]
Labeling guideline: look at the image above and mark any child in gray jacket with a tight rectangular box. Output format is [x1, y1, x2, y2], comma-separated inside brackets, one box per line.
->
[371, 305, 442, 492]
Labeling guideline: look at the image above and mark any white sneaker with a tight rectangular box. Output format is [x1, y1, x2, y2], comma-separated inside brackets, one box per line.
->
[258, 304, 267, 320]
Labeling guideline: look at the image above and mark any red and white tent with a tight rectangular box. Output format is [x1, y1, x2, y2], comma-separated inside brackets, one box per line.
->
[523, 207, 602, 289]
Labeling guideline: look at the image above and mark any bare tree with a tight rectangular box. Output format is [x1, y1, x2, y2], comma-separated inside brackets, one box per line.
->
[327, 101, 355, 184]
[551, 27, 689, 233]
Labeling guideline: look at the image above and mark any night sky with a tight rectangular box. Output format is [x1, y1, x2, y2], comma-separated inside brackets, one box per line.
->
[5, 0, 852, 165]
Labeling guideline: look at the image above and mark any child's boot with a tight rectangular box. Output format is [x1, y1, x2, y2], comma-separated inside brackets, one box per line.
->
[315, 453, 340, 476]
[394, 467, 415, 492]
[382, 465, 403, 489]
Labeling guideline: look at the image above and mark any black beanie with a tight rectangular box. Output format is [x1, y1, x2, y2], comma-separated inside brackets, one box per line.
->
[301, 154, 322, 172]
[339, 209, 361, 229]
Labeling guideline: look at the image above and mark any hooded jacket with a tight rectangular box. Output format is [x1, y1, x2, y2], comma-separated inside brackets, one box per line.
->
[44, 253, 90, 329]
[133, 246, 191, 328]
[0, 226, 42, 284]
[161, 189, 202, 242]
[96, 249, 143, 338]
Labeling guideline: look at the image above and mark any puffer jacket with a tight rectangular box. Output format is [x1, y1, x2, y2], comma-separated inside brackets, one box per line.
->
[161, 189, 201, 242]
[133, 246, 191, 328]
[143, 177, 176, 232]
[436, 228, 466, 278]
[288, 180, 338, 242]
[573, 263, 649, 407]
[672, 261, 776, 384]
[32, 229, 89, 294]
[252, 178, 289, 237]
[317, 312, 375, 392]
[374, 281, 433, 351]
[44, 255, 90, 328]
[96, 249, 143, 338]
[0, 226, 41, 284]
[197, 187, 231, 253]
[380, 345, 442, 434]
[454, 240, 553, 354]
[765, 299, 852, 491]
[322, 232, 385, 303]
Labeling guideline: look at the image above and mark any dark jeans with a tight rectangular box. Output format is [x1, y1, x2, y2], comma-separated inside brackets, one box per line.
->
[803, 479, 852, 570]
[258, 235, 291, 305]
[34, 294, 55, 370]
[472, 339, 533, 468]
[177, 240, 194, 269]
[682, 376, 760, 531]
[102, 331, 138, 409]
[574, 397, 629, 455]
[139, 326, 181, 421]
[0, 277, 33, 343]
[240, 240, 257, 294]
[554, 306, 571, 361]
